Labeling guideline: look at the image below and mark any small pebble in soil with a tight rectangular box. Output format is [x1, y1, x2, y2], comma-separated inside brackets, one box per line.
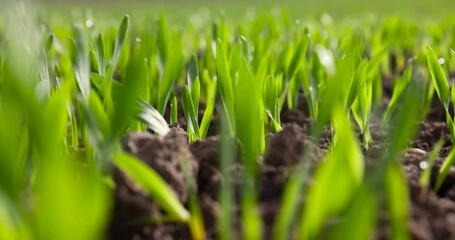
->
[406, 147, 427, 157]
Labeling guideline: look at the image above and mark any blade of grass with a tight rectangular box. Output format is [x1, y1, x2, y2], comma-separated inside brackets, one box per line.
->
[170, 94, 177, 125]
[111, 15, 129, 74]
[236, 40, 264, 240]
[419, 139, 444, 189]
[200, 97, 214, 139]
[216, 39, 235, 136]
[346, 59, 368, 111]
[299, 105, 363, 239]
[435, 146, 455, 191]
[383, 63, 413, 126]
[179, 154, 205, 240]
[426, 45, 450, 108]
[138, 100, 170, 136]
[114, 153, 190, 222]
[72, 27, 90, 100]
[218, 110, 235, 240]
[182, 85, 200, 140]
[97, 33, 106, 76]
[384, 161, 410, 240]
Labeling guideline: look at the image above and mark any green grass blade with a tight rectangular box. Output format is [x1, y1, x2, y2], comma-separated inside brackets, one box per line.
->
[182, 85, 200, 139]
[273, 144, 316, 240]
[179, 155, 206, 240]
[216, 39, 235, 136]
[114, 153, 190, 222]
[299, 106, 363, 239]
[110, 46, 144, 137]
[263, 75, 282, 131]
[88, 91, 110, 138]
[44, 33, 53, 53]
[435, 143, 455, 191]
[34, 154, 111, 240]
[188, 54, 200, 115]
[426, 45, 449, 108]
[452, 84, 455, 116]
[111, 15, 129, 72]
[218, 111, 235, 240]
[191, 77, 200, 116]
[199, 97, 214, 139]
[138, 100, 170, 136]
[236, 48, 264, 240]
[324, 186, 377, 240]
[72, 27, 91, 100]
[188, 53, 199, 89]
[384, 161, 410, 240]
[419, 139, 444, 189]
[97, 33, 106, 76]
[287, 32, 309, 79]
[157, 13, 169, 64]
[346, 59, 368, 110]
[170, 94, 178, 125]
[317, 51, 356, 125]
[387, 80, 420, 157]
[383, 63, 413, 126]
[446, 111, 455, 144]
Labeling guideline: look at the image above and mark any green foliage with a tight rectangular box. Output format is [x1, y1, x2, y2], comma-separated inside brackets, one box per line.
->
[170, 94, 178, 125]
[420, 139, 444, 189]
[435, 146, 455, 191]
[384, 161, 411, 240]
[182, 85, 201, 141]
[383, 63, 413, 126]
[324, 186, 378, 240]
[34, 155, 111, 240]
[426, 46, 450, 108]
[427, 46, 455, 143]
[138, 100, 170, 136]
[218, 111, 235, 240]
[216, 39, 236, 136]
[72, 26, 91, 100]
[299, 106, 364, 239]
[235, 37, 264, 240]
[111, 15, 129, 74]
[381, 80, 420, 239]
[346, 60, 368, 111]
[263, 75, 283, 131]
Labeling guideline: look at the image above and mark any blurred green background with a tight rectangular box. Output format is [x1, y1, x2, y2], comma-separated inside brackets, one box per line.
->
[38, 0, 454, 19]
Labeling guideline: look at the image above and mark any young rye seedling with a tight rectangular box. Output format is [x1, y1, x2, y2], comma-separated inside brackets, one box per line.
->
[182, 54, 215, 142]
[426, 46, 455, 143]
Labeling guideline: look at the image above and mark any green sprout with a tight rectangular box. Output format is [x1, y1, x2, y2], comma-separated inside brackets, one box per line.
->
[299, 105, 364, 239]
[262, 74, 286, 131]
[382, 63, 413, 126]
[435, 142, 455, 192]
[216, 39, 236, 136]
[114, 153, 190, 222]
[182, 54, 215, 142]
[419, 139, 444, 192]
[426, 46, 455, 143]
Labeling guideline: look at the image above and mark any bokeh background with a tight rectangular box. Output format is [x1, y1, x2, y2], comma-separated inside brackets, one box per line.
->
[35, 0, 454, 19]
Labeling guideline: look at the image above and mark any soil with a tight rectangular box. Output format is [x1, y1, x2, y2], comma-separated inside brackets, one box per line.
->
[109, 83, 455, 239]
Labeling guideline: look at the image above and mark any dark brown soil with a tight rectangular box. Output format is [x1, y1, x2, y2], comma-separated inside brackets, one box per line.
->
[109, 89, 455, 239]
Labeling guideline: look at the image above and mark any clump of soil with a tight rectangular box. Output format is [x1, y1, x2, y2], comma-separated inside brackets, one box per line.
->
[109, 127, 196, 239]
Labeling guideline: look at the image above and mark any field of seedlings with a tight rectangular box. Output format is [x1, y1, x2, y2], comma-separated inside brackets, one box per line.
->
[1, 1, 455, 239]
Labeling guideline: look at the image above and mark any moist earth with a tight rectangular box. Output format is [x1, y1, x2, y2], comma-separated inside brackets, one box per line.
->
[109, 94, 455, 239]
